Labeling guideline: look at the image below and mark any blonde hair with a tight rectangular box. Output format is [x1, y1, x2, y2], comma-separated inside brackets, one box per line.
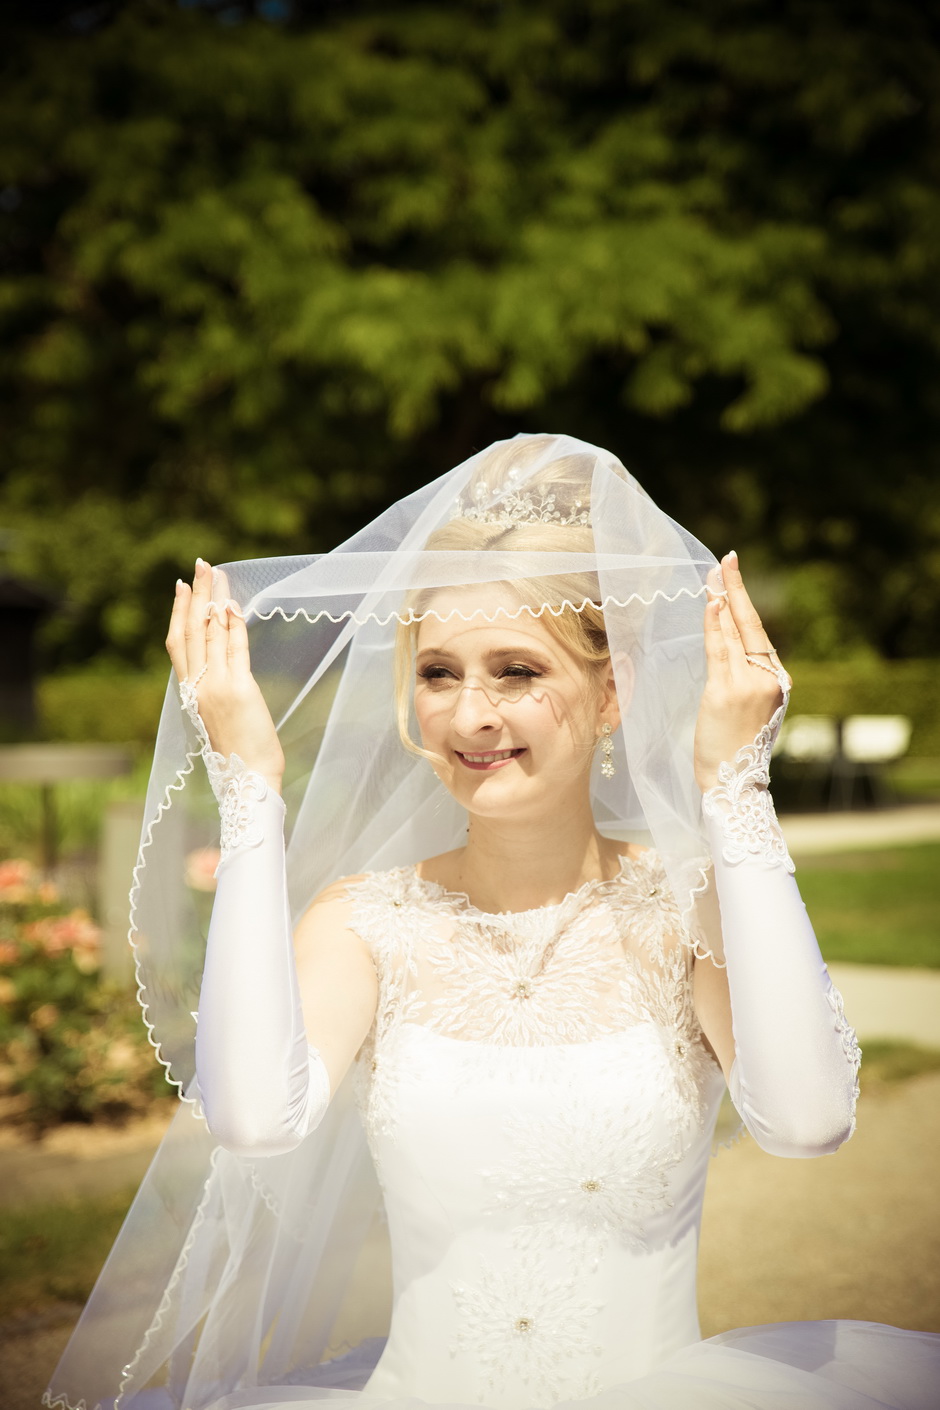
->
[394, 444, 617, 759]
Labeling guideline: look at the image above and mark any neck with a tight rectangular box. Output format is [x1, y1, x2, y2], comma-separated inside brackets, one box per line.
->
[447, 790, 616, 913]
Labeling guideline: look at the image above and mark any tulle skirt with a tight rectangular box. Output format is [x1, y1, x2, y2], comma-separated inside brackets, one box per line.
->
[177, 1320, 940, 1410]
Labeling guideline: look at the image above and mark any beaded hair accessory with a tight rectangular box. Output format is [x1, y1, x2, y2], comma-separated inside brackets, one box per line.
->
[453, 465, 591, 528]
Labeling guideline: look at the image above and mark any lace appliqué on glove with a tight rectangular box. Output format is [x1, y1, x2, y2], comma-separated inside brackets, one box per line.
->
[179, 668, 210, 751]
[204, 751, 268, 870]
[702, 701, 795, 873]
[179, 673, 267, 870]
[826, 980, 862, 1115]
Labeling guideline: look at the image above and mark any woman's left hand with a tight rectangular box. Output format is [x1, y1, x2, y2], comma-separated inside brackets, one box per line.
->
[693, 551, 790, 793]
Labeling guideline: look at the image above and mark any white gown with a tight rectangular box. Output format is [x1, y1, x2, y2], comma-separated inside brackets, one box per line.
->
[203, 852, 939, 1410]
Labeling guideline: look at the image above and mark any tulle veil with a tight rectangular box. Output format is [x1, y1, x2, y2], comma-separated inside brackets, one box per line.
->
[45, 433, 725, 1410]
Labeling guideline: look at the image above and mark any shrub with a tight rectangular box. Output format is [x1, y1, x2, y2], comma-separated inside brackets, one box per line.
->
[0, 859, 169, 1131]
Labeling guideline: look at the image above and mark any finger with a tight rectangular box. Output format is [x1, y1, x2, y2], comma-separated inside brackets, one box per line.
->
[184, 557, 212, 679]
[717, 588, 750, 676]
[721, 550, 774, 654]
[165, 579, 191, 680]
[212, 566, 231, 607]
[205, 598, 230, 676]
[703, 597, 733, 686]
[225, 600, 252, 675]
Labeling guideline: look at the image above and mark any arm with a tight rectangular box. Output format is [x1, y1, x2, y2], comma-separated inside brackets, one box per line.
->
[168, 562, 377, 1157]
[691, 555, 860, 1159]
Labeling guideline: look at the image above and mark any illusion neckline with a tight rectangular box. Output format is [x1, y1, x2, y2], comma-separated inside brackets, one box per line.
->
[405, 849, 655, 922]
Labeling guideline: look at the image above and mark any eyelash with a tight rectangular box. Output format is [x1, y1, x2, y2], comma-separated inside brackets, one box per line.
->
[417, 664, 543, 683]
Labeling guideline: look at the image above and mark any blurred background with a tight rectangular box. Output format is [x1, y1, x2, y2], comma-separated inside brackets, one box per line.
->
[0, 1, 938, 1405]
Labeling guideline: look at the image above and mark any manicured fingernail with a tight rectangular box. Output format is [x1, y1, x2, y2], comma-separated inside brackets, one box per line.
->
[195, 557, 206, 575]
[727, 549, 738, 564]
[175, 578, 184, 592]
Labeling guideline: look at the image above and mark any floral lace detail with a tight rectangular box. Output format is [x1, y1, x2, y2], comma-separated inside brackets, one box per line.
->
[451, 1254, 601, 1403]
[621, 944, 715, 1127]
[179, 668, 209, 750]
[701, 701, 795, 872]
[826, 979, 862, 1123]
[484, 1102, 677, 1263]
[345, 855, 704, 1051]
[347, 857, 715, 1161]
[203, 752, 268, 870]
[178, 673, 269, 870]
[423, 904, 626, 1046]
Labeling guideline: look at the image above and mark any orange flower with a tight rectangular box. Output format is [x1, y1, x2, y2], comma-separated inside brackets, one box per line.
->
[24, 909, 102, 957]
[0, 859, 38, 905]
[185, 848, 221, 892]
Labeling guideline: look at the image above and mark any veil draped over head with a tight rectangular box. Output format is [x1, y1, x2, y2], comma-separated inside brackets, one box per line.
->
[46, 433, 725, 1410]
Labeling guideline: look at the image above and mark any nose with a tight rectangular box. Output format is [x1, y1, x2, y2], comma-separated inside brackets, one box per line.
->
[450, 680, 503, 736]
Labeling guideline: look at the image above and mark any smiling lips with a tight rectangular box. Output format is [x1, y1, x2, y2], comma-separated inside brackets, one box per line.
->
[455, 747, 526, 771]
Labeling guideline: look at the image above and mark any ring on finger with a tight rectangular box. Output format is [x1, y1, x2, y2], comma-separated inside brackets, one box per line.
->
[745, 653, 790, 690]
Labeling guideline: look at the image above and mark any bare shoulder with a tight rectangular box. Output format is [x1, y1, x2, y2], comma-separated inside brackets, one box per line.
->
[295, 874, 373, 960]
[303, 873, 370, 914]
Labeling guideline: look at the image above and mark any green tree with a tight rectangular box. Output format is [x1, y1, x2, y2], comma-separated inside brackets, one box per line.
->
[1, 0, 938, 667]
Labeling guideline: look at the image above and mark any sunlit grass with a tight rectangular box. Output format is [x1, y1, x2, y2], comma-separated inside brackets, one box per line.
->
[796, 843, 940, 969]
[0, 1186, 135, 1318]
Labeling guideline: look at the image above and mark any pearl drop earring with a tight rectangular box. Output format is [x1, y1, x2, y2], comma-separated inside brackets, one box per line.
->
[599, 722, 616, 779]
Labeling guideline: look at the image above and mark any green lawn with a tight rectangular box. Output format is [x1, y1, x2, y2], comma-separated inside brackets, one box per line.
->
[0, 1185, 134, 1318]
[795, 842, 940, 968]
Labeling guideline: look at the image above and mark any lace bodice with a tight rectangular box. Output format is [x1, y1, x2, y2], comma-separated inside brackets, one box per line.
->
[346, 854, 726, 1407]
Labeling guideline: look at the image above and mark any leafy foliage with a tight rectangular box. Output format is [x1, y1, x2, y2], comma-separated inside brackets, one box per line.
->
[1, 0, 939, 667]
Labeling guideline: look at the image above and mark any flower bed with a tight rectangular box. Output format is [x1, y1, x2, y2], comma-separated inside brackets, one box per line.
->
[0, 860, 169, 1132]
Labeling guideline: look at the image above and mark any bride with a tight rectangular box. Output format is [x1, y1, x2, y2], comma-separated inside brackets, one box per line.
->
[46, 435, 938, 1410]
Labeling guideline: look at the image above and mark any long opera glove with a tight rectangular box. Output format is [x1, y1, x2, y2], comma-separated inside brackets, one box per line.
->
[702, 700, 861, 1158]
[192, 750, 330, 1156]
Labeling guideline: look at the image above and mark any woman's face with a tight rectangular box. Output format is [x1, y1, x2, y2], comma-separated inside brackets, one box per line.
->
[413, 592, 617, 822]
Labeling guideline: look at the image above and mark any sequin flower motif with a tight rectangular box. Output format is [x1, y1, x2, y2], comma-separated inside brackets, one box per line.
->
[485, 1103, 677, 1260]
[451, 1255, 601, 1403]
[610, 849, 685, 961]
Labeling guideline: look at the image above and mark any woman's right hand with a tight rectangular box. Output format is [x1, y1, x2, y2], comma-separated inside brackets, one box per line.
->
[166, 558, 285, 792]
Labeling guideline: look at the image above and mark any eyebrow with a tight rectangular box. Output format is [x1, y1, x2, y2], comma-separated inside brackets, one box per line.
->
[415, 645, 553, 667]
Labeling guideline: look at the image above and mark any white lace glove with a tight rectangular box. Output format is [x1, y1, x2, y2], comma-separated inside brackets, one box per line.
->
[702, 700, 861, 1159]
[182, 684, 331, 1157]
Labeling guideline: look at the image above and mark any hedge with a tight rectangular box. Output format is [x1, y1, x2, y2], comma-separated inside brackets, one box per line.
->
[39, 668, 169, 748]
[785, 660, 940, 758]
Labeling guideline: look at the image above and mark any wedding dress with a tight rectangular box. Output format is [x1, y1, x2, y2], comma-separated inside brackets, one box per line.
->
[187, 734, 938, 1410]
